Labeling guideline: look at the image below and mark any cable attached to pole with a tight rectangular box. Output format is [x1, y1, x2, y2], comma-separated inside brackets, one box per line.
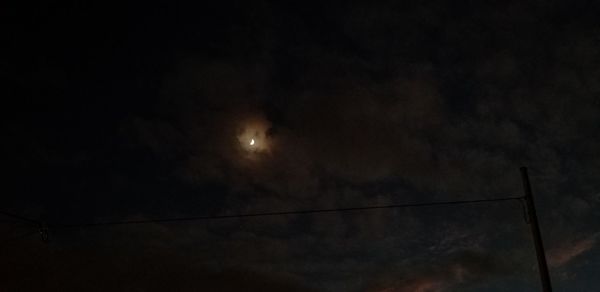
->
[49, 196, 524, 229]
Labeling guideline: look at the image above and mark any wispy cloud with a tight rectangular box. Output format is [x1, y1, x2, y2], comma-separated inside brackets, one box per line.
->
[548, 233, 597, 268]
[370, 250, 510, 292]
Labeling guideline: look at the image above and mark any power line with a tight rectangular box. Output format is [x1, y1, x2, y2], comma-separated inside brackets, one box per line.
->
[0, 230, 39, 248]
[50, 196, 524, 229]
[0, 221, 32, 225]
[0, 210, 39, 226]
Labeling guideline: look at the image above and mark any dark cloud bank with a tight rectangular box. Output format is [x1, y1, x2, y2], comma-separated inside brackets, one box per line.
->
[3, 1, 600, 291]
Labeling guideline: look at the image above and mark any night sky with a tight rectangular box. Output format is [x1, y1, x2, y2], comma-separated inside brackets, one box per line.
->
[3, 1, 600, 291]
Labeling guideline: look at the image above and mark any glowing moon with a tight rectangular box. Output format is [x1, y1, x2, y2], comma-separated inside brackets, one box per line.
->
[237, 115, 271, 155]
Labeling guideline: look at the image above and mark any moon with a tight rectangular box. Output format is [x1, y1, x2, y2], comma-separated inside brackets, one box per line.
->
[237, 115, 271, 155]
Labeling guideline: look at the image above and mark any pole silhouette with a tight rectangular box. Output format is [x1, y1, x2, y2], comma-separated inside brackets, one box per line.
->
[521, 166, 553, 292]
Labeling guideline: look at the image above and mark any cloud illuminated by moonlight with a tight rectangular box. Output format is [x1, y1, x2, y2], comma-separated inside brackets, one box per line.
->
[237, 114, 272, 156]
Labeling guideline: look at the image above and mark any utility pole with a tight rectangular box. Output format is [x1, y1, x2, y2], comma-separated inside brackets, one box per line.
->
[520, 167, 553, 292]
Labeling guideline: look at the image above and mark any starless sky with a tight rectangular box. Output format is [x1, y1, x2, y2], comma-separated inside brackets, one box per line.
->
[3, 1, 600, 291]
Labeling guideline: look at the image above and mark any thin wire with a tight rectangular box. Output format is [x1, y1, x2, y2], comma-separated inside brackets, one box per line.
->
[50, 196, 524, 229]
[0, 231, 38, 248]
[0, 210, 39, 226]
[0, 221, 30, 225]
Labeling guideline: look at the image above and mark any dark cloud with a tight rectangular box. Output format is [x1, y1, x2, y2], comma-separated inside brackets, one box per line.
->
[0, 240, 316, 292]
[122, 1, 600, 286]
[4, 0, 600, 291]
[367, 250, 513, 292]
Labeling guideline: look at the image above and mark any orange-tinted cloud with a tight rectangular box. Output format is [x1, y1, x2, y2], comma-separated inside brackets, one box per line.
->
[369, 249, 512, 292]
[380, 277, 447, 292]
[548, 234, 597, 268]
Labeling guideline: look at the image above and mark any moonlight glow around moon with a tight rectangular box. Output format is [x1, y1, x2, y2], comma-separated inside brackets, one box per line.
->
[237, 115, 271, 155]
